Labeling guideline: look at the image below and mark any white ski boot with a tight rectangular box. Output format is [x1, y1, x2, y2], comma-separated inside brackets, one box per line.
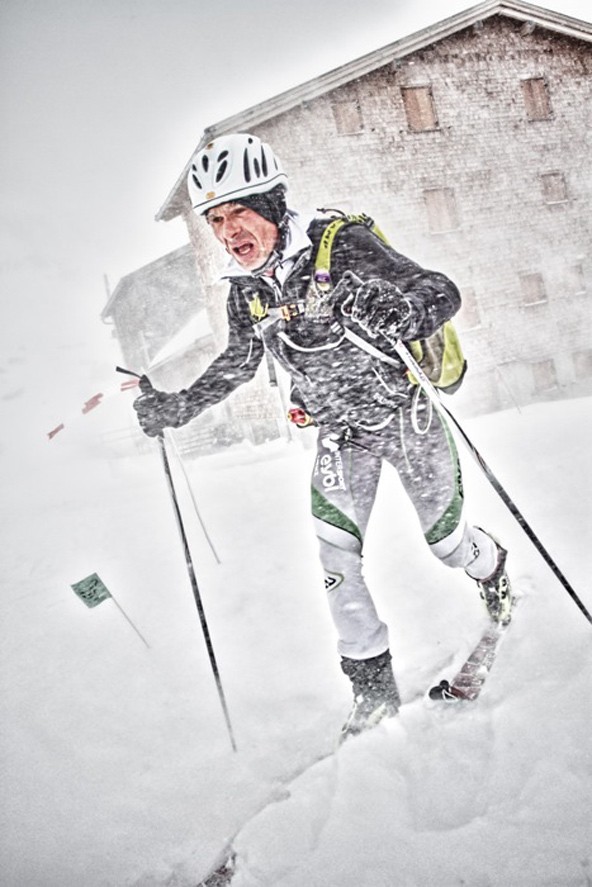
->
[477, 542, 513, 624]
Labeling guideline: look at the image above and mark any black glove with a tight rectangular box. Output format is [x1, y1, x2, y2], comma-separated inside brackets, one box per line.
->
[344, 278, 412, 341]
[133, 376, 188, 438]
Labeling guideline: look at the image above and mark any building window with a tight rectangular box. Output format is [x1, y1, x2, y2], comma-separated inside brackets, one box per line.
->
[521, 77, 552, 121]
[532, 358, 558, 392]
[519, 271, 547, 306]
[573, 349, 592, 380]
[566, 263, 586, 296]
[331, 98, 363, 134]
[541, 172, 568, 204]
[401, 86, 438, 132]
[458, 287, 481, 330]
[424, 188, 459, 233]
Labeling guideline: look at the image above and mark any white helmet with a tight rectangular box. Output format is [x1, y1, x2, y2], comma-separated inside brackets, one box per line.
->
[187, 133, 288, 215]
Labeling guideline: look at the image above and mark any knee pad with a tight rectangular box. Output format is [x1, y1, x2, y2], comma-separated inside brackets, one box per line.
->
[429, 522, 478, 569]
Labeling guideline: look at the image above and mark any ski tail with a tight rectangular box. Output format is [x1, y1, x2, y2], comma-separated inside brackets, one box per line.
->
[428, 602, 517, 703]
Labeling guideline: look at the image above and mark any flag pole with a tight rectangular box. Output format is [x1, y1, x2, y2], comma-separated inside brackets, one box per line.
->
[71, 572, 151, 647]
[109, 596, 151, 648]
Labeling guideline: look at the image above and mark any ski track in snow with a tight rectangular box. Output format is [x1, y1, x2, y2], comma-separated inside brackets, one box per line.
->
[1, 396, 591, 886]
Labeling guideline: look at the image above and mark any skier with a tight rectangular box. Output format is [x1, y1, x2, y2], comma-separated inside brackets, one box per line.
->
[134, 132, 512, 740]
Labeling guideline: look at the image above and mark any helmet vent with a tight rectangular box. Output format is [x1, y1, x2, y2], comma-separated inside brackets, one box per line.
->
[215, 150, 229, 183]
[243, 148, 251, 183]
[253, 157, 261, 178]
[201, 155, 209, 172]
[215, 160, 228, 183]
[261, 149, 268, 177]
[191, 172, 202, 190]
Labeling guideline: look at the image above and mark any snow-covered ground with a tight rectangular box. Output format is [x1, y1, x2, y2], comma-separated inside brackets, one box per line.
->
[1, 394, 591, 886]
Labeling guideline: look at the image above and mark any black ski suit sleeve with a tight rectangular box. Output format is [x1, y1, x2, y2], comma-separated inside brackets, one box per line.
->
[176, 284, 265, 421]
[330, 223, 461, 341]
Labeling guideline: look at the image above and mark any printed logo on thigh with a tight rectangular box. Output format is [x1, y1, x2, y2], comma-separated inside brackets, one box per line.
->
[316, 434, 346, 492]
[324, 571, 344, 591]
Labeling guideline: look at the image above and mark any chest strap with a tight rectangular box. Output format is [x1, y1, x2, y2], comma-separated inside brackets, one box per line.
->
[248, 297, 307, 335]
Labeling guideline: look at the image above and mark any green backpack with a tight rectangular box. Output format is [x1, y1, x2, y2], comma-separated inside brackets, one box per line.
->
[314, 212, 467, 394]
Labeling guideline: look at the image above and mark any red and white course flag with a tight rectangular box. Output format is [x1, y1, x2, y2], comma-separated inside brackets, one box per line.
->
[47, 378, 139, 440]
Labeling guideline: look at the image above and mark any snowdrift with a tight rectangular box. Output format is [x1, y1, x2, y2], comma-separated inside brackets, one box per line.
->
[1, 396, 591, 886]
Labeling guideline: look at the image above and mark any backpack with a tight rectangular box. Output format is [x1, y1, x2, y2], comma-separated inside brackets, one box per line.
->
[314, 212, 467, 394]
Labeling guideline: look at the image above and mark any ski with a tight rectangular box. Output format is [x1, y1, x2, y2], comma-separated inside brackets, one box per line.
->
[195, 740, 338, 886]
[197, 850, 235, 887]
[428, 616, 513, 703]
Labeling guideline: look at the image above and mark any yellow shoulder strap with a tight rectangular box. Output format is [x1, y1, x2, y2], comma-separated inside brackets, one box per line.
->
[315, 218, 348, 283]
[314, 213, 390, 285]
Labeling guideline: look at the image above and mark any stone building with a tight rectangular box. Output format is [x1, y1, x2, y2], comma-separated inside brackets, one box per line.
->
[103, 242, 287, 450]
[102, 245, 204, 380]
[155, 0, 592, 419]
[102, 245, 235, 452]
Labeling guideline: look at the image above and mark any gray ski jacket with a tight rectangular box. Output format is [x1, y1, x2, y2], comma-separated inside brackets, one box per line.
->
[179, 212, 461, 431]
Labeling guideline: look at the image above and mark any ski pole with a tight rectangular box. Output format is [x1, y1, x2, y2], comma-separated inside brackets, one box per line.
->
[329, 278, 592, 627]
[116, 366, 238, 751]
[387, 338, 591, 626]
[157, 433, 238, 751]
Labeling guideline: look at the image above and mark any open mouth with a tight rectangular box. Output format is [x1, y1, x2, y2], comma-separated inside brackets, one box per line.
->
[232, 240, 257, 266]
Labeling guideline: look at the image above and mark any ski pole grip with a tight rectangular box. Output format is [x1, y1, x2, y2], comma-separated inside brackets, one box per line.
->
[115, 366, 143, 379]
[116, 365, 155, 396]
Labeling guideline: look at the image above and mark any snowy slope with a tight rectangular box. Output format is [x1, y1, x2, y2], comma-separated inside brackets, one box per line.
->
[1, 395, 591, 886]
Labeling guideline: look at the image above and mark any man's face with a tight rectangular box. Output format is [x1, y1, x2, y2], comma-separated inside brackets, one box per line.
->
[206, 202, 279, 272]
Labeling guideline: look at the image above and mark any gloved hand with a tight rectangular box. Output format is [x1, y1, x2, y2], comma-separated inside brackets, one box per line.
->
[343, 277, 412, 341]
[133, 376, 188, 438]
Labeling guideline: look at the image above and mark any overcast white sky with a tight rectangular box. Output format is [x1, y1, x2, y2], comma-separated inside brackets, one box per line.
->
[1, 0, 591, 417]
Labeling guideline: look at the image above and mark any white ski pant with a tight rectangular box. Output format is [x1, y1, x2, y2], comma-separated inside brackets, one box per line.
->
[311, 406, 497, 660]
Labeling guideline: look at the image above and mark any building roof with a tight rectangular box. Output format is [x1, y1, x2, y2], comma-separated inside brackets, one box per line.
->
[147, 309, 211, 370]
[101, 243, 198, 320]
[155, 0, 592, 223]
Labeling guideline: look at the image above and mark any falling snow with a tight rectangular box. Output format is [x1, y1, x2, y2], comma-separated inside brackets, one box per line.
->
[1, 390, 591, 886]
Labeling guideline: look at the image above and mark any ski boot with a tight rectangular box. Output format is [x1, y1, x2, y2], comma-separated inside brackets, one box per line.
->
[340, 650, 400, 743]
[476, 541, 513, 625]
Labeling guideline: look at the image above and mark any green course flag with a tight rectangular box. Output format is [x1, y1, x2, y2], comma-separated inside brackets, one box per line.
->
[71, 573, 112, 608]
[70, 572, 150, 648]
